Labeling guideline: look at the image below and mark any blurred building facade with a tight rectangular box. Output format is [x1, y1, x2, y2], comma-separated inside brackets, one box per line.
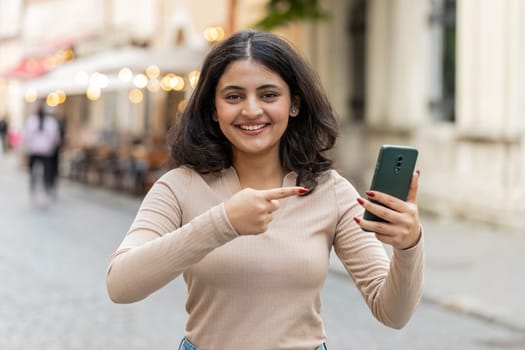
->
[0, 0, 225, 144]
[1, 0, 524, 229]
[306, 0, 525, 230]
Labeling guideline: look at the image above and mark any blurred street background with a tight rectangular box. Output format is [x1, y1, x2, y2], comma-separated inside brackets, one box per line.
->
[1, 0, 525, 349]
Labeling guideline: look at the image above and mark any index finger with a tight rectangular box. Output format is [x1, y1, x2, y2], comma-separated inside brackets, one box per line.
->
[261, 186, 309, 200]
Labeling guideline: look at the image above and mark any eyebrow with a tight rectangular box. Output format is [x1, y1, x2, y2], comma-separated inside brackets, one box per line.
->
[219, 84, 283, 93]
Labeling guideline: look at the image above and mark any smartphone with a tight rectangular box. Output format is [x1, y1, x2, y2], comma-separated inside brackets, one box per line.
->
[363, 145, 418, 223]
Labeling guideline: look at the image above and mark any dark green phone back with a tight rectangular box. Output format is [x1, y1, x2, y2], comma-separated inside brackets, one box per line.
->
[363, 145, 418, 222]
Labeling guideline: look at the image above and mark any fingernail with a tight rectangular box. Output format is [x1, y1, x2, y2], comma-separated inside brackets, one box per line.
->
[356, 197, 365, 205]
[416, 169, 421, 176]
[365, 191, 375, 197]
[353, 217, 361, 224]
[299, 188, 309, 194]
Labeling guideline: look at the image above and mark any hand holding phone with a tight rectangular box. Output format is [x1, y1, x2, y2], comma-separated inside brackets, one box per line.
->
[363, 145, 418, 223]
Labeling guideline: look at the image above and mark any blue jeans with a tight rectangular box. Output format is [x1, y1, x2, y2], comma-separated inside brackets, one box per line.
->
[178, 337, 327, 349]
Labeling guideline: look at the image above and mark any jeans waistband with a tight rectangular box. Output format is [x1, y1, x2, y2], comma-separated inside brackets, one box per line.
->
[178, 338, 327, 350]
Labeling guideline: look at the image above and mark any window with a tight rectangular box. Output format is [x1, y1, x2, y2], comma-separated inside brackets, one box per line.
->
[429, 0, 456, 122]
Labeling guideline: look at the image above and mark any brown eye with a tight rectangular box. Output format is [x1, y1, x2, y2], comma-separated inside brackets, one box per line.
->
[262, 92, 278, 100]
[225, 94, 241, 101]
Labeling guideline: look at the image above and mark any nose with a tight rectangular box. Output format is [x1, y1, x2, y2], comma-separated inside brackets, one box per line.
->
[241, 96, 263, 118]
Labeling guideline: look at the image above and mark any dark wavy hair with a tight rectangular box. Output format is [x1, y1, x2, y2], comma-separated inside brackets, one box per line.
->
[167, 29, 338, 192]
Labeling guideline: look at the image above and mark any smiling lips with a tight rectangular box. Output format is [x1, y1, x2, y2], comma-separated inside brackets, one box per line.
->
[238, 123, 268, 131]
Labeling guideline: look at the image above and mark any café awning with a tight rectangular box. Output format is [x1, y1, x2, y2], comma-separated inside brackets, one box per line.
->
[16, 45, 206, 96]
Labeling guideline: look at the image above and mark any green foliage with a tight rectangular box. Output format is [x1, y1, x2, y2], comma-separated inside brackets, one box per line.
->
[255, 0, 329, 30]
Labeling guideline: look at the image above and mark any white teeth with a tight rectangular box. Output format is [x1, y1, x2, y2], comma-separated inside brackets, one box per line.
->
[239, 124, 265, 131]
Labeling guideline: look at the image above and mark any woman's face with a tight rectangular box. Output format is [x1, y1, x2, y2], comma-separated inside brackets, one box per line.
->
[214, 59, 298, 162]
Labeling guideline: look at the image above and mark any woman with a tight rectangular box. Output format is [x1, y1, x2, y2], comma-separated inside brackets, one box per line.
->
[107, 30, 423, 350]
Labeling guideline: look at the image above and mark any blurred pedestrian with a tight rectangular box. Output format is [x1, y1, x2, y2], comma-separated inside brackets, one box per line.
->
[23, 104, 60, 204]
[50, 113, 66, 192]
[0, 115, 8, 153]
[107, 30, 424, 350]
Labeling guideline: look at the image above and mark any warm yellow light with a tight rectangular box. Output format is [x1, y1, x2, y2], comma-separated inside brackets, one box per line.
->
[25, 89, 38, 103]
[86, 86, 101, 100]
[133, 73, 148, 88]
[46, 92, 60, 107]
[146, 65, 160, 79]
[204, 26, 225, 42]
[56, 89, 67, 104]
[188, 70, 200, 89]
[161, 73, 175, 91]
[56, 48, 74, 63]
[90, 72, 109, 88]
[119, 67, 133, 82]
[147, 78, 160, 92]
[65, 48, 75, 61]
[128, 88, 143, 104]
[172, 76, 185, 91]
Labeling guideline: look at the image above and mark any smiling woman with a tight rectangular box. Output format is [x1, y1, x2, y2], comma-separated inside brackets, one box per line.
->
[213, 59, 296, 163]
[106, 30, 424, 350]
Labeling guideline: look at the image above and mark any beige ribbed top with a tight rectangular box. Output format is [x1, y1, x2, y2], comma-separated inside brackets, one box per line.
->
[106, 166, 424, 349]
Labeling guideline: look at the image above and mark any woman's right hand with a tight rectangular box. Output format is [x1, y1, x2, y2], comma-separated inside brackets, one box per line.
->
[224, 187, 308, 235]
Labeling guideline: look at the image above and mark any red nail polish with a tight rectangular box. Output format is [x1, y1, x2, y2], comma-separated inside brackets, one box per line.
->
[299, 188, 309, 194]
[353, 217, 361, 224]
[356, 197, 364, 205]
[366, 191, 375, 197]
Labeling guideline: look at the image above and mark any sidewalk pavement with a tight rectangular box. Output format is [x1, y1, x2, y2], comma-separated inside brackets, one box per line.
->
[330, 204, 525, 334]
[2, 151, 524, 335]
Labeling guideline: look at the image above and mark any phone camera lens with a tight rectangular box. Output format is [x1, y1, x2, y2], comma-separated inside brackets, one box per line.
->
[394, 167, 401, 174]
[397, 155, 404, 161]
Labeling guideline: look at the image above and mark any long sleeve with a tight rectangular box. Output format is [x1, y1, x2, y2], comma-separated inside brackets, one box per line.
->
[332, 172, 424, 329]
[106, 168, 239, 303]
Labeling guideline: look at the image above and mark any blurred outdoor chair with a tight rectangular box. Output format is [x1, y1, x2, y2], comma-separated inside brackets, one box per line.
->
[64, 143, 172, 196]
[143, 149, 171, 194]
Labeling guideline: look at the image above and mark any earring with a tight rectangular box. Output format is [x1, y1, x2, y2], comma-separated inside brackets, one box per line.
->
[290, 107, 298, 117]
